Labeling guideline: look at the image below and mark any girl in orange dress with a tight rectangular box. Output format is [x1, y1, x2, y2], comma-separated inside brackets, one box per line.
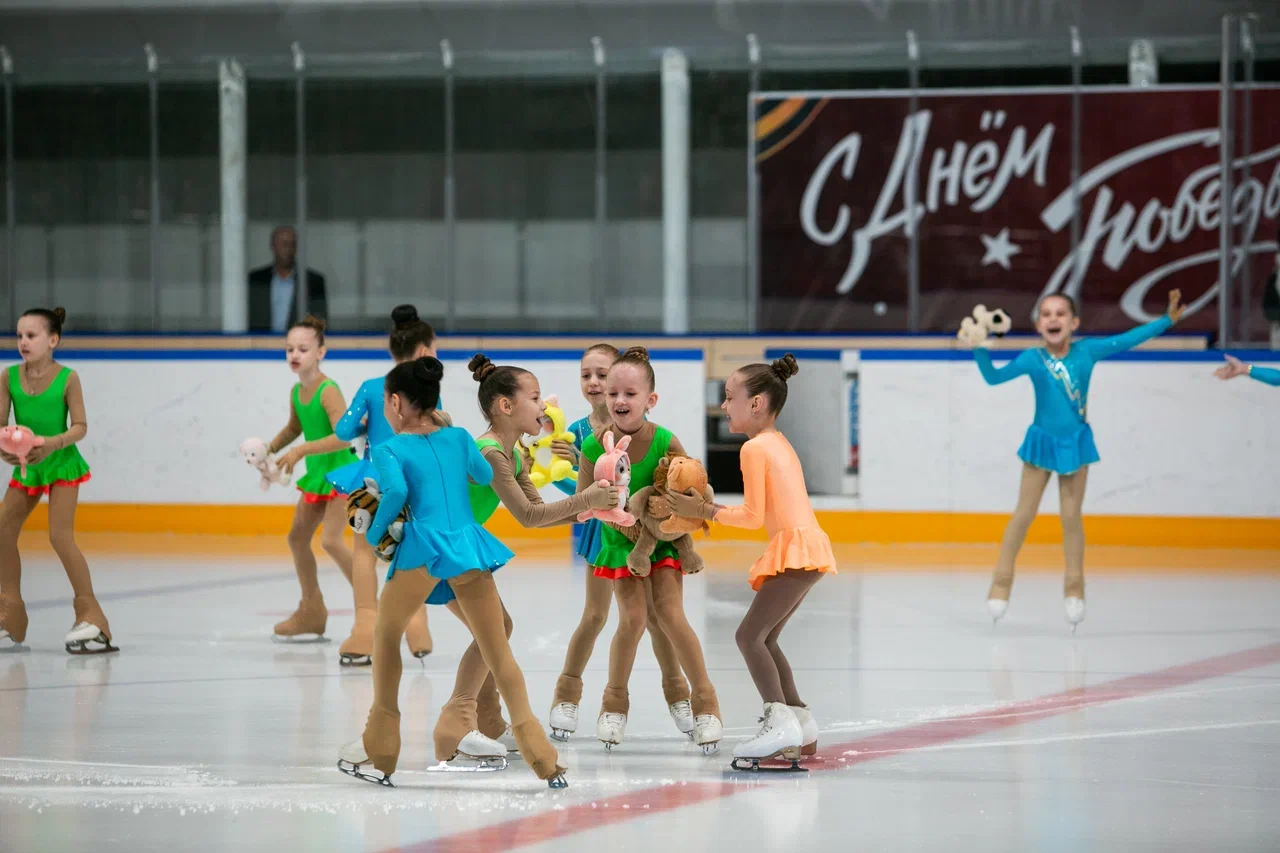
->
[665, 354, 836, 767]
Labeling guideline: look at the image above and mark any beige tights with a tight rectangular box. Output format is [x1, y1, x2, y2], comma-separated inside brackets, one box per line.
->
[988, 464, 1088, 602]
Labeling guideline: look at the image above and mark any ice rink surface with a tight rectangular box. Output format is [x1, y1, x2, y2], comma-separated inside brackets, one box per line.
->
[2, 534, 1278, 853]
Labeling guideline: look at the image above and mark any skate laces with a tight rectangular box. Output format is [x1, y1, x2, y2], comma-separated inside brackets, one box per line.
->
[601, 712, 625, 727]
[554, 703, 578, 723]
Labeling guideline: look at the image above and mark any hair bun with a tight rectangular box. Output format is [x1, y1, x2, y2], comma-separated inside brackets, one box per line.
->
[770, 353, 799, 381]
[391, 304, 420, 330]
[622, 346, 650, 363]
[468, 353, 497, 383]
[53, 307, 67, 323]
[413, 355, 444, 383]
[300, 313, 327, 333]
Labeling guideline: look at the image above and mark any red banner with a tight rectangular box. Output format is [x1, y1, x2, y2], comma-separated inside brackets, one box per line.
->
[756, 86, 1280, 333]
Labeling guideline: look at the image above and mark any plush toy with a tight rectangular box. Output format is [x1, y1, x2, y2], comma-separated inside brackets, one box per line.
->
[0, 425, 45, 480]
[576, 432, 636, 526]
[520, 394, 576, 489]
[623, 452, 714, 577]
[239, 437, 291, 491]
[957, 304, 1013, 347]
[346, 478, 406, 562]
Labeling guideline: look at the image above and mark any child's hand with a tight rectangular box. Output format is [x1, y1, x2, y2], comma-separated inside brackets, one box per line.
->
[1214, 354, 1249, 381]
[664, 488, 717, 520]
[584, 480, 621, 510]
[24, 443, 53, 467]
[550, 439, 578, 464]
[0, 450, 20, 467]
[1167, 289, 1186, 323]
[277, 447, 305, 474]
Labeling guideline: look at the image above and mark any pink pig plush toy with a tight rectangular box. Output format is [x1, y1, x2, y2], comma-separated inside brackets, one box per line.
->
[0, 425, 45, 480]
[577, 432, 637, 525]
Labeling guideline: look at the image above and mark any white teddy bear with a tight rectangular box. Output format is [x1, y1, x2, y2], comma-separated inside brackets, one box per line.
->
[957, 304, 1012, 348]
[239, 437, 292, 491]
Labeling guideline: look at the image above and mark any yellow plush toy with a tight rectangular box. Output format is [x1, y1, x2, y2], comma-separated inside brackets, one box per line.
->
[520, 394, 576, 488]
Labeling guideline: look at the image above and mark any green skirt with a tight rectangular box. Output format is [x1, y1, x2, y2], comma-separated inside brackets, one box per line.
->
[10, 446, 91, 495]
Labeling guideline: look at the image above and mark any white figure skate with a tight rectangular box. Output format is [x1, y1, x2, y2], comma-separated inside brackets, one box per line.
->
[429, 730, 509, 772]
[549, 702, 578, 742]
[336, 737, 393, 787]
[730, 703, 806, 772]
[694, 713, 723, 756]
[597, 712, 627, 751]
[987, 598, 1009, 623]
[1065, 597, 1086, 632]
[65, 621, 118, 655]
[669, 699, 695, 740]
[792, 705, 819, 757]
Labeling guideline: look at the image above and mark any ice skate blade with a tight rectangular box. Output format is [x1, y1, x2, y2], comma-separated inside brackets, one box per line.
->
[337, 759, 394, 787]
[428, 756, 509, 772]
[550, 729, 571, 742]
[700, 742, 720, 757]
[66, 634, 119, 656]
[729, 756, 808, 773]
[272, 633, 328, 644]
[547, 773, 568, 789]
[339, 653, 372, 667]
[411, 650, 431, 659]
[601, 741, 617, 752]
[801, 742, 817, 757]
[0, 638, 28, 654]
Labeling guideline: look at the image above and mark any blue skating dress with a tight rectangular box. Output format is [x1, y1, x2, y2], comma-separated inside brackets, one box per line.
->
[555, 415, 604, 563]
[325, 376, 395, 495]
[974, 315, 1173, 475]
[367, 427, 514, 607]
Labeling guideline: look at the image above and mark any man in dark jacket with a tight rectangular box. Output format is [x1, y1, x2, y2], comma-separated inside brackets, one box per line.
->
[247, 226, 327, 333]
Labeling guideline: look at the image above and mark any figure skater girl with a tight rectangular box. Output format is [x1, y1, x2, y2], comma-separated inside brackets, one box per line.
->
[267, 315, 355, 640]
[547, 343, 693, 742]
[968, 289, 1185, 630]
[0, 307, 114, 654]
[325, 304, 435, 665]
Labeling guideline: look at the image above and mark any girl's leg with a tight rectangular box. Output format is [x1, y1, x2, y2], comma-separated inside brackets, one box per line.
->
[449, 569, 565, 782]
[404, 601, 433, 658]
[432, 597, 513, 762]
[551, 570, 615, 711]
[278, 498, 328, 636]
[1058, 468, 1089, 601]
[644, 582, 691, 708]
[601, 578, 649, 716]
[47, 486, 111, 641]
[734, 570, 823, 705]
[988, 464, 1053, 603]
[320, 499, 354, 586]
[362, 567, 438, 775]
[0, 488, 42, 644]
[339, 536, 379, 663]
[648, 570, 720, 722]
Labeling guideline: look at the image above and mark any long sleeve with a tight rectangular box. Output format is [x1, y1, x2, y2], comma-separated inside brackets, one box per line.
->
[1082, 315, 1173, 362]
[367, 443, 408, 546]
[714, 437, 768, 529]
[268, 404, 302, 454]
[974, 347, 1031, 386]
[1250, 365, 1280, 386]
[464, 431, 494, 487]
[335, 383, 369, 441]
[485, 446, 595, 528]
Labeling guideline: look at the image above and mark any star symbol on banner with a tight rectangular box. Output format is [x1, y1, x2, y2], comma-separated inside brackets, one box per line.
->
[980, 228, 1022, 270]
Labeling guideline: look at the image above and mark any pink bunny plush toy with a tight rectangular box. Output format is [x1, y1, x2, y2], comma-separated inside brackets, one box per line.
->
[577, 431, 637, 525]
[0, 425, 45, 480]
[239, 436, 292, 491]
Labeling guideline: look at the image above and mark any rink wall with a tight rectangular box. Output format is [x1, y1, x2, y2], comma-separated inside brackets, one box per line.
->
[9, 338, 1279, 548]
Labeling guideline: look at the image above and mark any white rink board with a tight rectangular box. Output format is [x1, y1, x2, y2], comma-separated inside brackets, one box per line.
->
[28, 348, 706, 505]
[856, 351, 1280, 518]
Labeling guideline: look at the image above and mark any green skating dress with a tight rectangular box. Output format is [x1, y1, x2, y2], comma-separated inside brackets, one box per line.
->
[293, 379, 357, 503]
[7, 366, 92, 495]
[584, 425, 681, 580]
[467, 437, 522, 525]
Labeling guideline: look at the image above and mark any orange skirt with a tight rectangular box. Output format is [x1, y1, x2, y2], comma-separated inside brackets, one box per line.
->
[748, 527, 837, 591]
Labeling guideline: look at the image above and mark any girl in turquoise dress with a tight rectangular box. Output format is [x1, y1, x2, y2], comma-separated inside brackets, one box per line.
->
[337, 356, 569, 789]
[0, 307, 115, 654]
[266, 316, 355, 641]
[970, 289, 1185, 630]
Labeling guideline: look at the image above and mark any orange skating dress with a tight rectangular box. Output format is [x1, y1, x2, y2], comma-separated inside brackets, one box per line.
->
[714, 430, 836, 590]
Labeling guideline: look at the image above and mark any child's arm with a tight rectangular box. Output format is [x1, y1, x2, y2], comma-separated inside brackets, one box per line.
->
[464, 431, 494, 487]
[25, 370, 92, 468]
[334, 383, 370, 442]
[1082, 315, 1173, 362]
[1249, 365, 1280, 386]
[669, 436, 764, 528]
[486, 445, 608, 527]
[974, 347, 1032, 385]
[277, 385, 351, 474]
[0, 372, 14, 465]
[267, 403, 302, 455]
[367, 443, 408, 546]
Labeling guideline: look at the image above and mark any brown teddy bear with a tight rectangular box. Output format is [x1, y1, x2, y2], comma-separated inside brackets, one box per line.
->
[622, 452, 715, 577]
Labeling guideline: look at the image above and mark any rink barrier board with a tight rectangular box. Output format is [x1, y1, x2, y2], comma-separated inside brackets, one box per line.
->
[20, 503, 1280, 549]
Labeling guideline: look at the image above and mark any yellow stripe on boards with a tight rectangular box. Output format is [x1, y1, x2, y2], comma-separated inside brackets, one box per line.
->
[21, 504, 1280, 549]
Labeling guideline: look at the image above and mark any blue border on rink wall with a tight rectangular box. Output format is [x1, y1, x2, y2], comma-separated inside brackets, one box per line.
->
[0, 348, 705, 362]
[769, 348, 1280, 364]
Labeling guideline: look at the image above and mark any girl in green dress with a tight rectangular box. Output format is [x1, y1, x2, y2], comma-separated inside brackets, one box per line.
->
[268, 316, 356, 640]
[0, 307, 115, 654]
